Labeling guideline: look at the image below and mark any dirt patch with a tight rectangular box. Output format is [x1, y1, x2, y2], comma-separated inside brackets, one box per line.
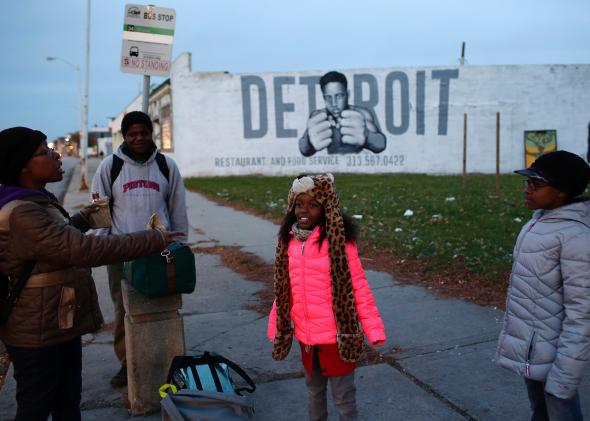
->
[357, 241, 509, 309]
[358, 344, 405, 366]
[194, 246, 275, 314]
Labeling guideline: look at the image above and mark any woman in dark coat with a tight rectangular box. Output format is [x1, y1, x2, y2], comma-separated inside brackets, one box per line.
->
[0, 127, 183, 421]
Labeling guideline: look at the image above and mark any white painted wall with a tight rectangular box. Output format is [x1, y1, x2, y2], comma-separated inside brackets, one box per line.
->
[110, 93, 143, 151]
[170, 53, 589, 176]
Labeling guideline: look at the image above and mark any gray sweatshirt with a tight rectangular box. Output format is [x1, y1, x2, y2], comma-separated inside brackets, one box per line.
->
[91, 146, 188, 236]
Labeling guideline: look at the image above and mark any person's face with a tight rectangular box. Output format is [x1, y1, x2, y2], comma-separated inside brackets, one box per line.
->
[23, 141, 63, 184]
[124, 123, 153, 158]
[523, 178, 567, 210]
[322, 82, 348, 118]
[294, 193, 323, 230]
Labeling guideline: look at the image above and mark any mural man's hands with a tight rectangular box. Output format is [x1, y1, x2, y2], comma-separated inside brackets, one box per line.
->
[340, 110, 367, 146]
[307, 111, 333, 151]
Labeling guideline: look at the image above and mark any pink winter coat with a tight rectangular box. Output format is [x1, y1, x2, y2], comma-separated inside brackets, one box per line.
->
[267, 227, 386, 347]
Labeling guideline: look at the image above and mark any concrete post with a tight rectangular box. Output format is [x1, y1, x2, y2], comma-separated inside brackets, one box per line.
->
[122, 281, 185, 415]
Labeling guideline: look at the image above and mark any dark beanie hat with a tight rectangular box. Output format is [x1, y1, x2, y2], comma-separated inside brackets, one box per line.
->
[515, 150, 590, 198]
[0, 127, 47, 185]
[121, 111, 153, 136]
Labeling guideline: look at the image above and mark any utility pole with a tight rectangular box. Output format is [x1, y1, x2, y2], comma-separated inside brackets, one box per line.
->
[496, 112, 501, 195]
[79, 0, 91, 191]
[142, 75, 150, 113]
[140, 5, 154, 113]
[460, 41, 466, 66]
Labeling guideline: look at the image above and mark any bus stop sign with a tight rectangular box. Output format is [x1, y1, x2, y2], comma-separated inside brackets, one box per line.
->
[120, 4, 176, 77]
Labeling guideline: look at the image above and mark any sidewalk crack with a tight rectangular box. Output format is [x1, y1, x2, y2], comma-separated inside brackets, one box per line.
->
[394, 336, 497, 360]
[384, 356, 477, 420]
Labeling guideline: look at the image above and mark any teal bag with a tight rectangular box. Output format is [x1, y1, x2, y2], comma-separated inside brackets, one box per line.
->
[124, 242, 196, 298]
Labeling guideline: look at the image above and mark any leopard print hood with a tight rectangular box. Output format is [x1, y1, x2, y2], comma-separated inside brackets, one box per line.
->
[272, 173, 364, 363]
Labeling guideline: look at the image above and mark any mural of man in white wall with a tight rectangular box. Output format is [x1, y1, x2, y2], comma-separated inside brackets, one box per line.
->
[298, 71, 386, 156]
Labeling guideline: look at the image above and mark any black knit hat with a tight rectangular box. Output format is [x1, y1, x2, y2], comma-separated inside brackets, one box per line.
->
[515, 150, 590, 198]
[121, 111, 153, 136]
[0, 127, 47, 185]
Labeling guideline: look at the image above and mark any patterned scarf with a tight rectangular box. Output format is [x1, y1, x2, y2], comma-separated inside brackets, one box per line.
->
[272, 174, 364, 363]
[291, 223, 313, 242]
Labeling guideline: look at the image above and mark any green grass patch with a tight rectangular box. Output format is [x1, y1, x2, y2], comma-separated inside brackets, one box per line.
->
[185, 174, 530, 283]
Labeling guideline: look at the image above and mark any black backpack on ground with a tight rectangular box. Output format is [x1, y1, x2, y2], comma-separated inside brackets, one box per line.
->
[166, 352, 255, 396]
[160, 351, 256, 420]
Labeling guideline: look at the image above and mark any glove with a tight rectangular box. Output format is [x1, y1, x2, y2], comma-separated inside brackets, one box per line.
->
[340, 109, 367, 146]
[307, 111, 332, 151]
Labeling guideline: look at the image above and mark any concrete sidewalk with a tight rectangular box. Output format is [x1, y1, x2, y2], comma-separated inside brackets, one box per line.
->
[1, 157, 589, 420]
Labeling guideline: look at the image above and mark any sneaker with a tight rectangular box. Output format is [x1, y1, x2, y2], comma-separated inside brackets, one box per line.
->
[110, 365, 127, 388]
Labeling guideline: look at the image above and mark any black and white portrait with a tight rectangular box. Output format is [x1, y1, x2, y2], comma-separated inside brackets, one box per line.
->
[298, 71, 386, 157]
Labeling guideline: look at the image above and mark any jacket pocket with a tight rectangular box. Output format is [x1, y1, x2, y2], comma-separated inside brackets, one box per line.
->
[58, 287, 76, 329]
[525, 330, 537, 378]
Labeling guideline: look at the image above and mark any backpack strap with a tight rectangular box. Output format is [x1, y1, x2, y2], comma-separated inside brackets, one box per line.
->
[109, 155, 124, 211]
[110, 154, 125, 187]
[155, 152, 170, 182]
[155, 152, 171, 206]
[49, 202, 72, 220]
[5, 261, 36, 305]
[0, 201, 36, 318]
[208, 353, 256, 395]
[160, 393, 185, 421]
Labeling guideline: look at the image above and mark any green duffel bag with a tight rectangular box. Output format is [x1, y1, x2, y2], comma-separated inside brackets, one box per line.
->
[124, 242, 196, 298]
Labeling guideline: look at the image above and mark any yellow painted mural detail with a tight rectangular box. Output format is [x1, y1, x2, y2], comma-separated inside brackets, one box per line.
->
[524, 130, 557, 167]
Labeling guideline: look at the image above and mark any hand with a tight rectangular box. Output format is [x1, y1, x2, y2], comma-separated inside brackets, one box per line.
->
[79, 204, 101, 219]
[371, 340, 387, 353]
[162, 231, 186, 244]
[307, 111, 332, 151]
[340, 109, 367, 146]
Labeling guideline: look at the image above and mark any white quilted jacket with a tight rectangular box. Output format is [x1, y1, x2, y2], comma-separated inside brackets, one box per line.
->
[495, 199, 590, 399]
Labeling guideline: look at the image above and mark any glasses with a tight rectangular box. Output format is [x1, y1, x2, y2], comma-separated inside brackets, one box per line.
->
[524, 179, 550, 191]
[32, 148, 58, 158]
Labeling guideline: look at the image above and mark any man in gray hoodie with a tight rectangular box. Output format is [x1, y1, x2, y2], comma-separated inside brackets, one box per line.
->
[91, 111, 188, 387]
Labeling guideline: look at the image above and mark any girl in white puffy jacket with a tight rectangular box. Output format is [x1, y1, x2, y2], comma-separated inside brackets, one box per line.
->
[496, 151, 590, 421]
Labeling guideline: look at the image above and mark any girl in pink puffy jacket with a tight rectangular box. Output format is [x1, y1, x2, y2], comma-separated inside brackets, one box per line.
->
[268, 173, 386, 421]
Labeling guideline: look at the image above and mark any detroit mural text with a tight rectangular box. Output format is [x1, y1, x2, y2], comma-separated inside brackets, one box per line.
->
[241, 69, 459, 139]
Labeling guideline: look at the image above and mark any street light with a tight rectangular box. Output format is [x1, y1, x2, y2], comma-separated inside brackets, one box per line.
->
[46, 56, 79, 72]
[46, 56, 81, 133]
[46, 55, 88, 189]
[45, 1, 90, 191]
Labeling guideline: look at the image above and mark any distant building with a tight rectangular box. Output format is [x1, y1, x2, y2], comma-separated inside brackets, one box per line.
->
[109, 79, 173, 154]
[110, 94, 143, 152]
[113, 53, 590, 176]
[90, 125, 112, 157]
[149, 79, 173, 153]
[52, 126, 112, 158]
[51, 135, 77, 157]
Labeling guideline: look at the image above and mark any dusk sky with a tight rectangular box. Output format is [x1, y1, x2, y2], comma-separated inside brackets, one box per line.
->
[1, 0, 588, 140]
